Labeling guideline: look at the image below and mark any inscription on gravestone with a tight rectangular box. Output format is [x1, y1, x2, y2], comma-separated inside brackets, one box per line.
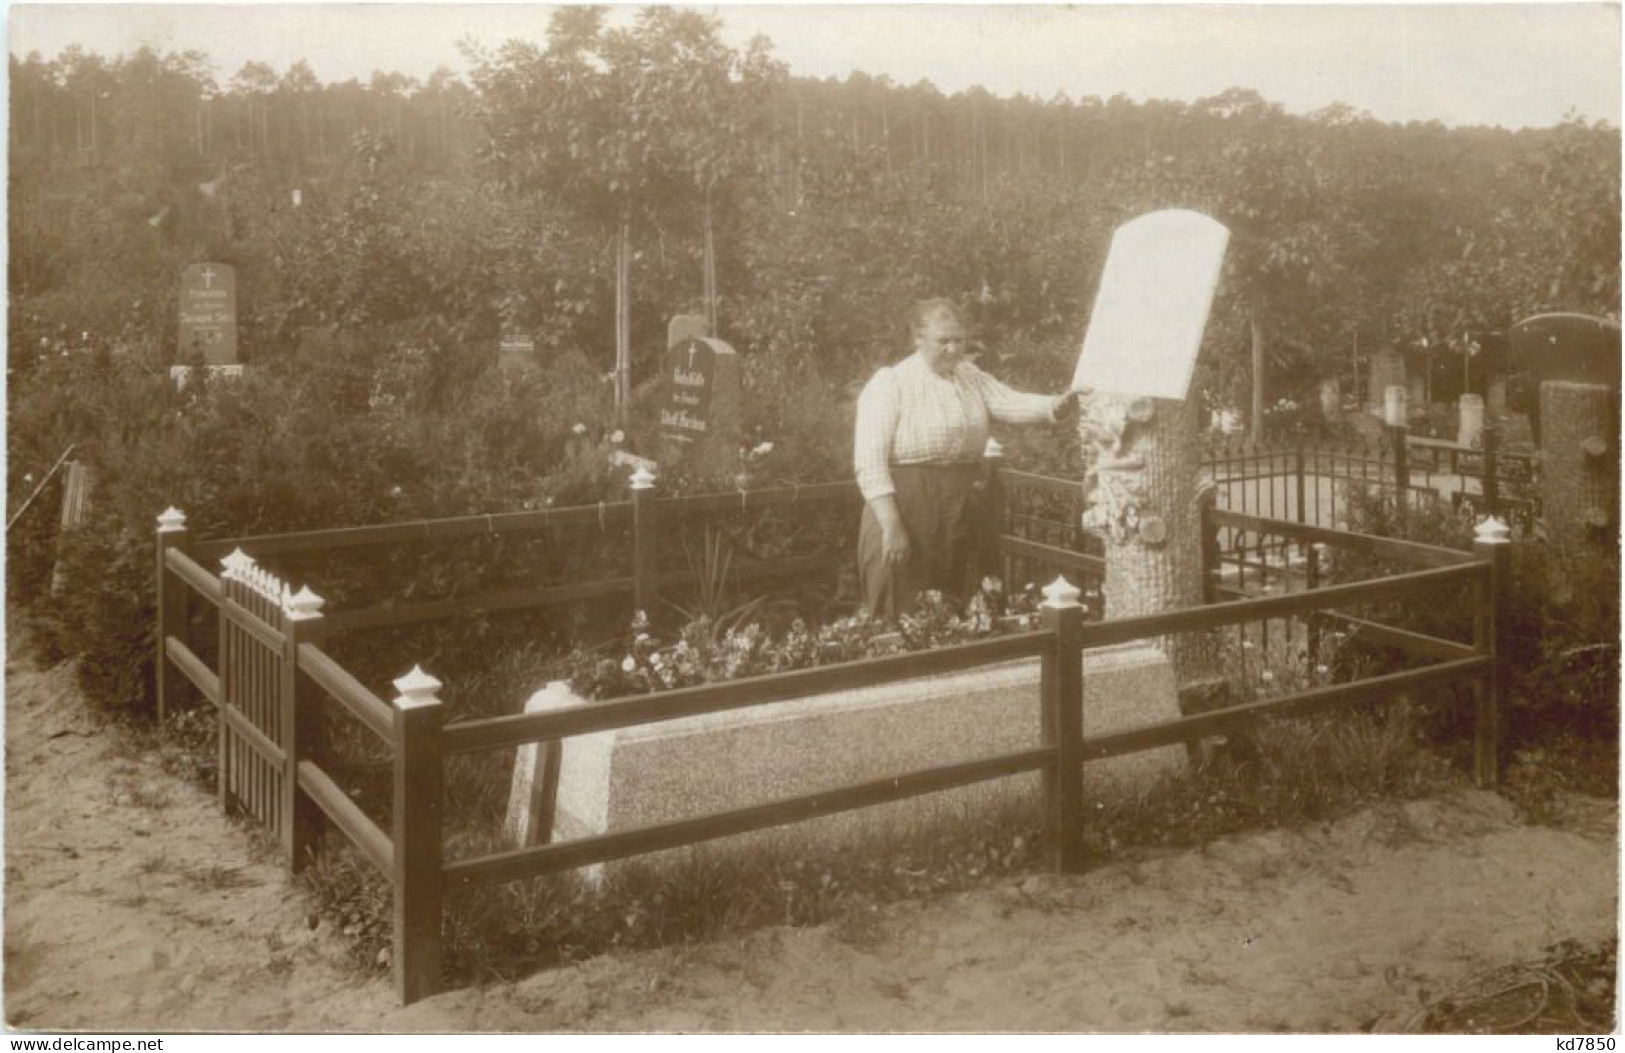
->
[498, 327, 537, 373]
[1072, 210, 1229, 402]
[660, 336, 740, 472]
[178, 263, 239, 366]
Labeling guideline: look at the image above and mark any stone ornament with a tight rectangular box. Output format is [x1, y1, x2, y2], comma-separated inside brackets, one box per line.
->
[1077, 392, 1165, 548]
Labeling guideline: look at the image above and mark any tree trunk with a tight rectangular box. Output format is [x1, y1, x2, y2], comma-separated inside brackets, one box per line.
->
[1249, 306, 1266, 443]
[1080, 395, 1207, 683]
[615, 218, 631, 425]
[703, 188, 718, 337]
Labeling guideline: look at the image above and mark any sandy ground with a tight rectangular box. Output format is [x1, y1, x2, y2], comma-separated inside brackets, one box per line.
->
[4, 637, 1618, 1034]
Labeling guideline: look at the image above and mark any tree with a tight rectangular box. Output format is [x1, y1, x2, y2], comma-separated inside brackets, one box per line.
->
[468, 7, 779, 421]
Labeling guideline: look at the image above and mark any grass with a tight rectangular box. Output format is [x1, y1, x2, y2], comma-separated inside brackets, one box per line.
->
[287, 696, 1462, 985]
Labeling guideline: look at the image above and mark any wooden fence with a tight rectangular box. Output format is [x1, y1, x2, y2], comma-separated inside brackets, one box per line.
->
[154, 468, 1513, 1006]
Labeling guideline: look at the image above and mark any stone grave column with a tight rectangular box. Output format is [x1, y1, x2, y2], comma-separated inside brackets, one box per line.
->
[1070, 208, 1229, 752]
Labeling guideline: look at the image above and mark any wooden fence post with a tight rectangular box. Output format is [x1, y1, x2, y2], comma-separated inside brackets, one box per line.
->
[155, 507, 190, 724]
[392, 665, 445, 1005]
[1472, 517, 1512, 787]
[217, 548, 255, 810]
[629, 466, 659, 622]
[984, 436, 1007, 582]
[282, 585, 325, 872]
[1481, 423, 1500, 518]
[1040, 575, 1085, 874]
[1304, 542, 1323, 669]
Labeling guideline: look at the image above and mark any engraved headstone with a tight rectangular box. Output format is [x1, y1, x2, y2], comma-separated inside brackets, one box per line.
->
[1072, 210, 1229, 401]
[177, 262, 238, 366]
[498, 327, 537, 374]
[660, 335, 740, 475]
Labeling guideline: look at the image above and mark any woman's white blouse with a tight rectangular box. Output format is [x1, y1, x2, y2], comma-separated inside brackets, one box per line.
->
[853, 353, 1056, 501]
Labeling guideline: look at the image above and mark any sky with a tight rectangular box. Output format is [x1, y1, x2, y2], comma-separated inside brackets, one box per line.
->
[6, 2, 1621, 130]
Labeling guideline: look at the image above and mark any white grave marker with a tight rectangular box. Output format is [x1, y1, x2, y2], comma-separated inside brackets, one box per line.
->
[1072, 210, 1229, 402]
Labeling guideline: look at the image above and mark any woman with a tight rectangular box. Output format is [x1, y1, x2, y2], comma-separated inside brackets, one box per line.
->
[853, 299, 1080, 618]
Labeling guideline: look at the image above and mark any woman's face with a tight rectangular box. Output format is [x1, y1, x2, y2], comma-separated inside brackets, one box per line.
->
[915, 314, 967, 377]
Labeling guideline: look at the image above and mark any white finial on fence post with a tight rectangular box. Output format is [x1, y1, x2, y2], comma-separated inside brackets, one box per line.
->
[1474, 516, 1512, 544]
[983, 436, 1005, 460]
[220, 548, 254, 580]
[1041, 575, 1083, 610]
[393, 666, 444, 709]
[629, 465, 657, 491]
[156, 507, 188, 534]
[285, 585, 326, 621]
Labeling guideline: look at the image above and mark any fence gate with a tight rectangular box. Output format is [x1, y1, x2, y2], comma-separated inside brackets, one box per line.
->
[217, 551, 289, 837]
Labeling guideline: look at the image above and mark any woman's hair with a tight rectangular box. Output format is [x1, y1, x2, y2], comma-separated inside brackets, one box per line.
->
[910, 298, 964, 337]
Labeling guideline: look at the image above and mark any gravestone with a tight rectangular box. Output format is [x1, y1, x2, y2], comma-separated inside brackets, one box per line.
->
[1508, 313, 1620, 445]
[177, 262, 238, 366]
[1319, 377, 1343, 424]
[1457, 393, 1485, 449]
[497, 327, 537, 375]
[172, 262, 243, 388]
[1367, 348, 1406, 413]
[667, 313, 707, 349]
[659, 335, 741, 478]
[1071, 209, 1229, 770]
[1072, 209, 1229, 401]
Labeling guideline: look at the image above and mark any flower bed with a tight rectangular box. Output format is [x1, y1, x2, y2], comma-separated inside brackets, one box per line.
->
[567, 577, 1054, 701]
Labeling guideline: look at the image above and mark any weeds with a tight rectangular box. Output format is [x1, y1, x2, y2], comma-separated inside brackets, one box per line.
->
[298, 697, 1460, 986]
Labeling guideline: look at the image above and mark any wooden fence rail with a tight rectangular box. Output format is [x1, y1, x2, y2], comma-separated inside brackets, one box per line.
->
[153, 467, 1516, 1006]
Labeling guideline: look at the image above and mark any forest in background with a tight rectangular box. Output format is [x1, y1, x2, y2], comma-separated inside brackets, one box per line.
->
[7, 8, 1620, 716]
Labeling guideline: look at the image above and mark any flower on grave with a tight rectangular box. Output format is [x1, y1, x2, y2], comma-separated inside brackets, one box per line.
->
[610, 429, 625, 446]
[572, 422, 588, 436]
[621, 656, 637, 673]
[390, 486, 403, 498]
[1315, 664, 1329, 675]
[1242, 640, 1255, 650]
[631, 609, 650, 631]
[981, 576, 1002, 595]
[1260, 670, 1275, 683]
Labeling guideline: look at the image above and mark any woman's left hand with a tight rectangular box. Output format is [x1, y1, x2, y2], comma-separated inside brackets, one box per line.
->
[1051, 390, 1084, 420]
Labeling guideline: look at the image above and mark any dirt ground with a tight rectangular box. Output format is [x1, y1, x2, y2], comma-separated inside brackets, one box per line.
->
[4, 637, 1618, 1034]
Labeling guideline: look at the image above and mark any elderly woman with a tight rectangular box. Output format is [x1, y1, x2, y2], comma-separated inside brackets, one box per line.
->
[853, 299, 1080, 618]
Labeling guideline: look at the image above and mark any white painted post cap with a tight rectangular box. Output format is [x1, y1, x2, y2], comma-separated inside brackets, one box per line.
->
[156, 507, 188, 533]
[284, 585, 327, 620]
[1474, 516, 1512, 544]
[1041, 575, 1083, 609]
[219, 547, 255, 580]
[983, 436, 1005, 459]
[629, 465, 657, 491]
[394, 665, 444, 708]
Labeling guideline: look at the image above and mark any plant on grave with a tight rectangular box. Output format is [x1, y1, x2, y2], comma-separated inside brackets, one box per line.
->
[568, 577, 1041, 702]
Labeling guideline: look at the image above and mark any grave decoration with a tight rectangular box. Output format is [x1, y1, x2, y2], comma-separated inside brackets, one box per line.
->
[172, 262, 243, 387]
[1073, 209, 1228, 713]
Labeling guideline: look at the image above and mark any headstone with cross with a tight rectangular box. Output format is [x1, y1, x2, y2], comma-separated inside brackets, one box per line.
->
[659, 333, 740, 478]
[177, 263, 239, 366]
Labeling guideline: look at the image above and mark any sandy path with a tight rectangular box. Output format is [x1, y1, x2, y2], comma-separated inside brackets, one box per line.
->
[5, 640, 1617, 1033]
